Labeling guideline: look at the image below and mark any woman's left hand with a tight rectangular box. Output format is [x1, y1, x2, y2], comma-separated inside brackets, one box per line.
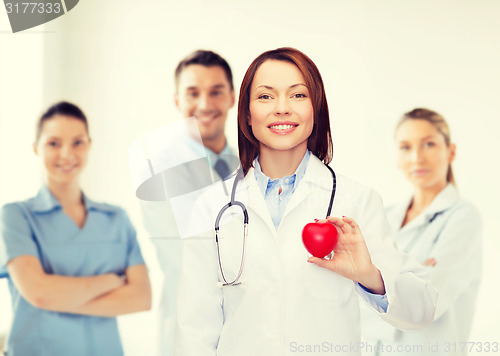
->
[307, 216, 386, 295]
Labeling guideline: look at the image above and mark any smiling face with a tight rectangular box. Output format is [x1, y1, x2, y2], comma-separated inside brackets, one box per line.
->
[175, 64, 235, 153]
[34, 115, 91, 186]
[248, 60, 314, 157]
[396, 119, 455, 191]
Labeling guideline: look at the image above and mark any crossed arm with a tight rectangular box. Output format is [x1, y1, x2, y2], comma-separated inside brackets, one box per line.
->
[7, 255, 151, 317]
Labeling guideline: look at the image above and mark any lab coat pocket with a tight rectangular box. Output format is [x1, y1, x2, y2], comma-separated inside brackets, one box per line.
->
[304, 263, 353, 303]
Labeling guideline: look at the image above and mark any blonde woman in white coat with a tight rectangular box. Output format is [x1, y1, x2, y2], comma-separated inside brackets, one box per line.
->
[175, 49, 438, 356]
[361, 108, 482, 355]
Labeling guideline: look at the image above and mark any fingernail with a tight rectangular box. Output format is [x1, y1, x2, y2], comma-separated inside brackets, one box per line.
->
[314, 219, 318, 222]
[307, 260, 314, 263]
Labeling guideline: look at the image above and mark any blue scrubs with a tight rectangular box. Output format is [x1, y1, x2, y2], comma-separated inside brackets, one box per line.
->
[0, 186, 145, 356]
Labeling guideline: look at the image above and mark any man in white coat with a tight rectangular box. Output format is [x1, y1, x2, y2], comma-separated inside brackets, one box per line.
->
[128, 50, 238, 356]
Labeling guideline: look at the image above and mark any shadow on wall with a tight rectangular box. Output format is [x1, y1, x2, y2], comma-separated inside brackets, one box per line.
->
[0, 333, 4, 353]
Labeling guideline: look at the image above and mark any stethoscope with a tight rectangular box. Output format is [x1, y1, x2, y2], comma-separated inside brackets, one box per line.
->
[214, 163, 336, 286]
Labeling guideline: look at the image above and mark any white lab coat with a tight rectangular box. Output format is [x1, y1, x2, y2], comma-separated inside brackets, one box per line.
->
[128, 120, 238, 356]
[175, 155, 437, 356]
[361, 184, 482, 356]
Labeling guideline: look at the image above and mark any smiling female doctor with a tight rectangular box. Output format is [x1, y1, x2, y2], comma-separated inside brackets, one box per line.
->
[175, 48, 437, 356]
[361, 108, 483, 355]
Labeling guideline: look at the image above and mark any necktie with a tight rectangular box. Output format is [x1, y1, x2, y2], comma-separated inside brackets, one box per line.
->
[214, 158, 230, 180]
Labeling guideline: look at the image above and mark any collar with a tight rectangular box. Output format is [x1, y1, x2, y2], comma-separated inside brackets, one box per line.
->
[82, 193, 117, 213]
[29, 185, 62, 213]
[302, 154, 335, 191]
[398, 183, 459, 230]
[254, 150, 311, 196]
[421, 184, 459, 219]
[242, 153, 333, 194]
[29, 186, 116, 214]
[185, 133, 233, 169]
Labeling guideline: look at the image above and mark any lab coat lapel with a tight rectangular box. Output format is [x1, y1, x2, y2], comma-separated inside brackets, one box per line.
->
[399, 184, 459, 233]
[389, 197, 412, 232]
[422, 184, 458, 218]
[282, 176, 311, 222]
[282, 155, 331, 222]
[241, 166, 277, 235]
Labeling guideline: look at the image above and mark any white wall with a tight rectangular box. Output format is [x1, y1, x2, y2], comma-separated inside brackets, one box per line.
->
[0, 9, 45, 338]
[1, 0, 499, 354]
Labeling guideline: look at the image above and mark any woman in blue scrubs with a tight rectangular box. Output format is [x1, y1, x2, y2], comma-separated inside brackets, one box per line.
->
[0, 102, 152, 356]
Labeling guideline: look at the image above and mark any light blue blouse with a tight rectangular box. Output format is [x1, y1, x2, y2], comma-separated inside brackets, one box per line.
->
[254, 150, 310, 228]
[0, 186, 145, 356]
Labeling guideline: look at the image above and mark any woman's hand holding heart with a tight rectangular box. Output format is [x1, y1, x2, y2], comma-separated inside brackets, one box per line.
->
[306, 216, 386, 295]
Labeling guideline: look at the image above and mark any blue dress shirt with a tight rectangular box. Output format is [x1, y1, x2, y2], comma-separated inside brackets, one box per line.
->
[0, 186, 145, 356]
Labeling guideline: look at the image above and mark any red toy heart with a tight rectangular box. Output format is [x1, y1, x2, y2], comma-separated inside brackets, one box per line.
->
[302, 222, 339, 258]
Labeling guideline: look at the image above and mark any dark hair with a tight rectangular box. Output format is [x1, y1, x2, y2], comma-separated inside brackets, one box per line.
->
[174, 50, 234, 91]
[35, 101, 89, 144]
[238, 47, 333, 174]
[397, 108, 455, 185]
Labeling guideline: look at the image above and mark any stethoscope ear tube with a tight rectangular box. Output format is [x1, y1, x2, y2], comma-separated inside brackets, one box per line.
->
[324, 165, 336, 218]
[215, 164, 335, 286]
[215, 212, 248, 286]
[214, 168, 248, 231]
